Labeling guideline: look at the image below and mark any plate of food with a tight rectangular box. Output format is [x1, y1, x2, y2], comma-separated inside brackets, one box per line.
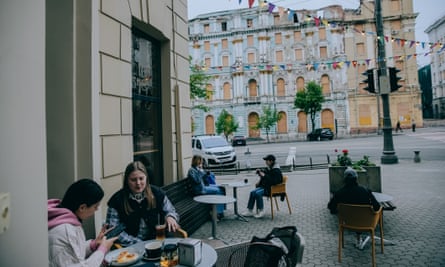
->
[104, 247, 141, 266]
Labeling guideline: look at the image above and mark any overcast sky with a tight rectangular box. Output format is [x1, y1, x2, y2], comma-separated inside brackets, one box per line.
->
[187, 0, 445, 67]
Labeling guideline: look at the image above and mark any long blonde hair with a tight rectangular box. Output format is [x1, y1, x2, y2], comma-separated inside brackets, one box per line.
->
[122, 161, 156, 214]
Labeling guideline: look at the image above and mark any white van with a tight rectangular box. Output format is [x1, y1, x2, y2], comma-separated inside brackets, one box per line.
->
[192, 135, 237, 168]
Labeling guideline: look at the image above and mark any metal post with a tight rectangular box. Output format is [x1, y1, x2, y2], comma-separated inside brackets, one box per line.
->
[376, 0, 398, 164]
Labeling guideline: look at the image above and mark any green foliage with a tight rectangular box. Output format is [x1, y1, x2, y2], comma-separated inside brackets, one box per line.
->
[215, 109, 239, 140]
[251, 106, 282, 143]
[353, 155, 376, 168]
[189, 56, 210, 112]
[332, 149, 376, 168]
[293, 81, 325, 132]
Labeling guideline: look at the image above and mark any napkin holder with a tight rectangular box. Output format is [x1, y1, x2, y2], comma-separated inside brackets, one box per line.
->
[178, 238, 202, 266]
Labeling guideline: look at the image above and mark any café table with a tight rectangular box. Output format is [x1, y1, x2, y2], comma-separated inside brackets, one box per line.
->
[220, 180, 251, 222]
[357, 192, 396, 250]
[193, 195, 236, 242]
[104, 238, 217, 267]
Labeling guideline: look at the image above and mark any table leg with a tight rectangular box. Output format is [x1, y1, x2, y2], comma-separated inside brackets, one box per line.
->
[358, 235, 396, 250]
[233, 187, 248, 222]
[210, 204, 217, 239]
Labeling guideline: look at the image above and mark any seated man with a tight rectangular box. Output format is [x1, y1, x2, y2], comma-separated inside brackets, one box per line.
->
[188, 155, 226, 220]
[328, 167, 381, 247]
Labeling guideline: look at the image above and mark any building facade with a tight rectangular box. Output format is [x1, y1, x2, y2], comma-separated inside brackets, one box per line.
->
[189, 0, 422, 139]
[425, 15, 445, 119]
[0, 1, 191, 266]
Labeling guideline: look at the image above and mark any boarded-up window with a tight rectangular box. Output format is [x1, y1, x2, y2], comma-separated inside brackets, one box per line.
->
[249, 80, 257, 97]
[357, 43, 365, 56]
[295, 49, 303, 60]
[275, 33, 282, 44]
[248, 113, 260, 137]
[222, 39, 228, 49]
[204, 24, 210, 33]
[277, 112, 287, 133]
[274, 15, 280, 25]
[320, 46, 327, 59]
[297, 111, 307, 133]
[205, 115, 215, 134]
[222, 55, 229, 67]
[277, 78, 285, 96]
[247, 35, 254, 46]
[248, 52, 255, 63]
[204, 41, 210, 51]
[294, 31, 301, 41]
[391, 0, 400, 11]
[321, 75, 330, 95]
[223, 82, 231, 99]
[206, 84, 213, 100]
[321, 109, 334, 129]
[296, 77, 305, 92]
[319, 28, 326, 40]
[205, 58, 211, 68]
[275, 50, 283, 62]
[359, 104, 372, 126]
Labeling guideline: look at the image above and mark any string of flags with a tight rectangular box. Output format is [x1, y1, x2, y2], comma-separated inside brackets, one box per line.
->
[202, 0, 445, 73]
[232, 0, 444, 52]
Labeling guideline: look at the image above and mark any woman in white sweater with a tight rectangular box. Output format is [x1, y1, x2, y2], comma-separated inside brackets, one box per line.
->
[48, 179, 118, 267]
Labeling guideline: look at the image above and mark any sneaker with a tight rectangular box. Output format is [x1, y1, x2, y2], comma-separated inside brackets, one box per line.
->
[241, 209, 255, 217]
[217, 213, 224, 221]
[254, 210, 265, 218]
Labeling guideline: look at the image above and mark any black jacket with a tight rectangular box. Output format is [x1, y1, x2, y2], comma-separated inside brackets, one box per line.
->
[258, 164, 283, 196]
[327, 184, 381, 214]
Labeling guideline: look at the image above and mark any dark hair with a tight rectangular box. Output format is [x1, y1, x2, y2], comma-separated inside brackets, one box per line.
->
[191, 155, 203, 168]
[60, 179, 104, 213]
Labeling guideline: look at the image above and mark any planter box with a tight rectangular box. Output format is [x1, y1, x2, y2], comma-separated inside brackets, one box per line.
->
[329, 166, 381, 196]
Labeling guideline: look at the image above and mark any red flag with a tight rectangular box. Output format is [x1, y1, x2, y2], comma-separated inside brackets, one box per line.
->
[248, 0, 255, 8]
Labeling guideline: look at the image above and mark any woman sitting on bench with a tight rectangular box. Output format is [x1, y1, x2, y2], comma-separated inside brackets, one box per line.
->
[188, 155, 226, 220]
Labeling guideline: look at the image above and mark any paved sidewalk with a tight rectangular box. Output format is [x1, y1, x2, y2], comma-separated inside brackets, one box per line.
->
[189, 159, 445, 266]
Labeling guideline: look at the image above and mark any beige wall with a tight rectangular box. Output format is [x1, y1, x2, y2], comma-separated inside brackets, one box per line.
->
[0, 1, 49, 266]
[0, 1, 191, 265]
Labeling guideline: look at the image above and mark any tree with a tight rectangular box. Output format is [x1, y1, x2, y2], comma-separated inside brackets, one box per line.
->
[189, 56, 210, 112]
[251, 105, 282, 143]
[215, 109, 239, 141]
[293, 81, 325, 133]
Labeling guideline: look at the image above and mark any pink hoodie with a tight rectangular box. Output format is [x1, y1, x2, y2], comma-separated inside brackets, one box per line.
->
[47, 199, 81, 230]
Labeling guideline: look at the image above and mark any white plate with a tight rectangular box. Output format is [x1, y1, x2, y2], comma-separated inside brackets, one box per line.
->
[104, 247, 141, 266]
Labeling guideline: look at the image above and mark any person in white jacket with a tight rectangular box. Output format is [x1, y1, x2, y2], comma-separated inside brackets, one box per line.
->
[48, 179, 118, 267]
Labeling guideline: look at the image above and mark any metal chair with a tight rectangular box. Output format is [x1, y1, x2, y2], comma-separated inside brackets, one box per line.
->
[267, 175, 292, 219]
[337, 204, 384, 267]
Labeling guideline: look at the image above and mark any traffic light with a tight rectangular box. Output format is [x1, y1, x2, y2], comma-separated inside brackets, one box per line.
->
[362, 69, 376, 93]
[388, 67, 402, 92]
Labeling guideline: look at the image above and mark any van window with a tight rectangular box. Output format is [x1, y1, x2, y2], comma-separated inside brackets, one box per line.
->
[201, 137, 228, 148]
[196, 140, 202, 149]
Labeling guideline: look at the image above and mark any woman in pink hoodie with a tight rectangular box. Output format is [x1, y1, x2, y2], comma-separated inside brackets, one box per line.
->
[48, 179, 118, 267]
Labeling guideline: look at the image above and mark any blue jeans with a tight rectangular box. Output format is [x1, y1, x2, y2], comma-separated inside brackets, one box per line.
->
[203, 185, 225, 214]
[247, 187, 264, 210]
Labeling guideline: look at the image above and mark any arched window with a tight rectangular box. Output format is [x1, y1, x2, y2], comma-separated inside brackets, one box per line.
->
[277, 111, 287, 133]
[277, 78, 285, 96]
[296, 77, 305, 92]
[206, 84, 213, 100]
[248, 79, 258, 97]
[248, 112, 260, 137]
[297, 111, 307, 133]
[321, 74, 331, 95]
[223, 82, 231, 99]
[321, 109, 334, 129]
[205, 115, 215, 134]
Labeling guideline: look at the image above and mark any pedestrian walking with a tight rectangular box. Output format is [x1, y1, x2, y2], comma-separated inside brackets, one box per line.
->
[395, 121, 402, 132]
[412, 119, 416, 132]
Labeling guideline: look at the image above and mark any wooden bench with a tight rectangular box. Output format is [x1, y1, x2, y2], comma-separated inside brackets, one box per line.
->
[162, 178, 211, 235]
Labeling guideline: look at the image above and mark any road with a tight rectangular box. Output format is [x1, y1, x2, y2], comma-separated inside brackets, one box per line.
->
[233, 127, 445, 169]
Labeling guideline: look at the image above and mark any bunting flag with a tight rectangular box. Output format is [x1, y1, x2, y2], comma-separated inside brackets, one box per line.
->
[239, 0, 242, 4]
[268, 3, 275, 13]
[248, 0, 255, 8]
[288, 10, 295, 22]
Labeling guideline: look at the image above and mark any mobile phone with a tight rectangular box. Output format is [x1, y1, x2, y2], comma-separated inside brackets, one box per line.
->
[105, 224, 126, 239]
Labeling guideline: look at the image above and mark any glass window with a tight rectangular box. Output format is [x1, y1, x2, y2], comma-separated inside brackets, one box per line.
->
[132, 29, 163, 184]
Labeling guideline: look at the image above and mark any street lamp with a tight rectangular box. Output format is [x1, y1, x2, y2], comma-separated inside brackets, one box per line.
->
[375, 0, 398, 164]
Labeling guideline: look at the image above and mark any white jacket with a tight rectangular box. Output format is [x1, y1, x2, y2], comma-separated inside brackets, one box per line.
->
[48, 223, 104, 267]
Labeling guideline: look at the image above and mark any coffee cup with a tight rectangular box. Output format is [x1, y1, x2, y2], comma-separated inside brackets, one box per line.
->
[145, 241, 162, 259]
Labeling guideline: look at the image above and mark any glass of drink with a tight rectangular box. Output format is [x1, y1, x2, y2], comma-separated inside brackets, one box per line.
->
[155, 224, 166, 240]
